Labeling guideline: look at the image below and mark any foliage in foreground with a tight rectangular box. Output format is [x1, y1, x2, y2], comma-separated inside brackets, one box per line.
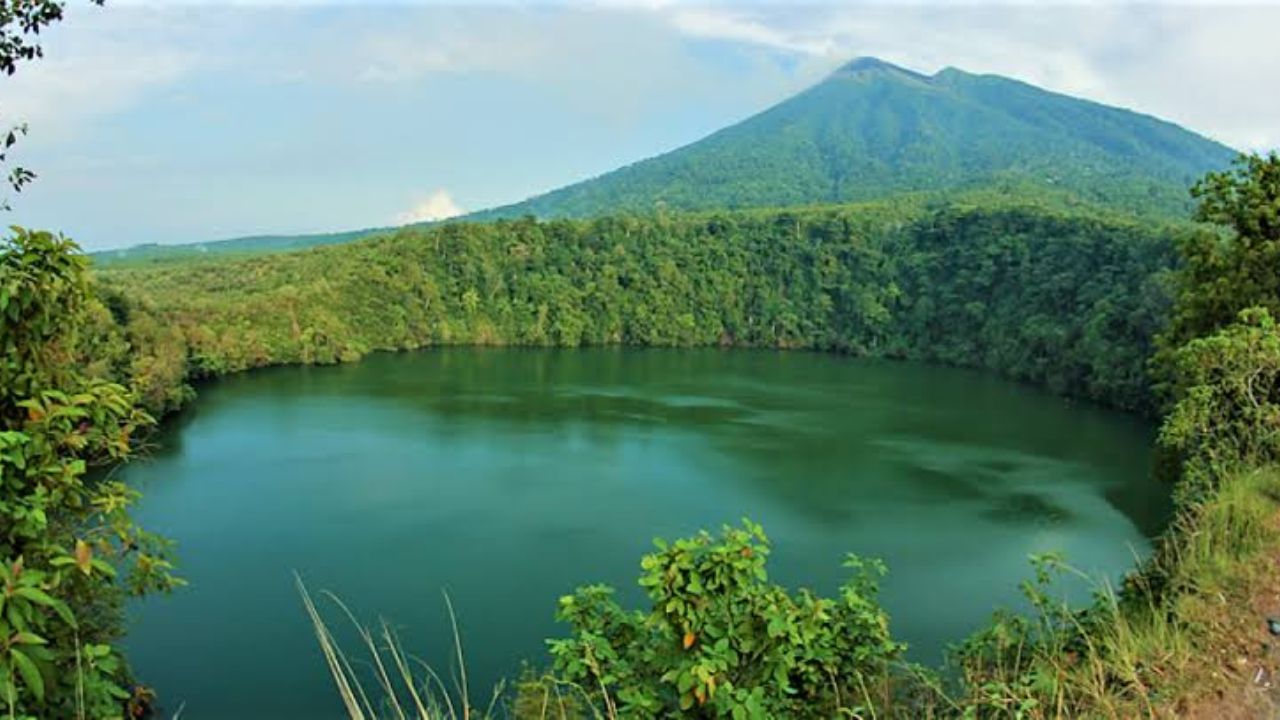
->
[539, 521, 901, 718]
[298, 576, 507, 720]
[1159, 308, 1280, 502]
[0, 230, 178, 718]
[942, 469, 1280, 719]
[1157, 152, 1280, 357]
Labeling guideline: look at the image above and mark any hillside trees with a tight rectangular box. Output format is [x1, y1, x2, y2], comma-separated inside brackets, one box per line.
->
[0, 4, 186, 716]
[1159, 152, 1280, 354]
[96, 199, 1180, 418]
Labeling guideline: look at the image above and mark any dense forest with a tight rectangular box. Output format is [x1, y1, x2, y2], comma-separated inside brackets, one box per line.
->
[93, 196, 1180, 422]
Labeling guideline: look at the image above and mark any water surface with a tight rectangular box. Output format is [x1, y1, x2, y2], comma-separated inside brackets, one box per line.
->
[122, 348, 1167, 718]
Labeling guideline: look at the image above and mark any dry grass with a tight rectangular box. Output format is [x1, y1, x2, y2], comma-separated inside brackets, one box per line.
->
[296, 575, 507, 720]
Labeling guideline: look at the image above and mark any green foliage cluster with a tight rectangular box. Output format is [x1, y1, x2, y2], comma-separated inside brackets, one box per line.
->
[473, 59, 1235, 224]
[946, 555, 1093, 718]
[1158, 309, 1280, 501]
[1155, 153, 1280, 499]
[95, 197, 1179, 418]
[544, 522, 901, 718]
[0, 229, 178, 718]
[1157, 153, 1280, 361]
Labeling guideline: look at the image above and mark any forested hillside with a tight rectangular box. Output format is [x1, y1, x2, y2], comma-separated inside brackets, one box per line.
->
[90, 226, 384, 267]
[471, 58, 1236, 222]
[93, 196, 1180, 418]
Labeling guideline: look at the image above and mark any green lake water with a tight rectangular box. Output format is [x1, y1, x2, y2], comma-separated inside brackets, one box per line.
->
[121, 348, 1168, 718]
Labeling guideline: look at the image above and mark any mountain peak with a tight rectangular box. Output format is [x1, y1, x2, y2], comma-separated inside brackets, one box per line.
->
[833, 57, 931, 82]
[469, 57, 1236, 223]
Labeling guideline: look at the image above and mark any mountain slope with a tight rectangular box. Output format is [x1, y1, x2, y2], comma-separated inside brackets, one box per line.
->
[470, 58, 1236, 220]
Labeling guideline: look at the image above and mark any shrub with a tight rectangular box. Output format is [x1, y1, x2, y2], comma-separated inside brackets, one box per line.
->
[538, 521, 903, 718]
[0, 229, 179, 718]
[1158, 307, 1280, 501]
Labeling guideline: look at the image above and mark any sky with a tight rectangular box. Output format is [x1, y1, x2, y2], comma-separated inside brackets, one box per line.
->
[2, 1, 1279, 250]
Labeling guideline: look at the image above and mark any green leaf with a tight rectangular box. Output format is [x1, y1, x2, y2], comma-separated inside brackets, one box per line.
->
[13, 588, 76, 629]
[10, 647, 43, 702]
[11, 632, 44, 646]
[89, 558, 116, 578]
[12, 586, 56, 607]
[86, 644, 112, 659]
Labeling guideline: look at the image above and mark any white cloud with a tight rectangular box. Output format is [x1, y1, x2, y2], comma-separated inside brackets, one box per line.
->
[396, 189, 464, 225]
[0, 5, 202, 139]
[6, 2, 1279, 152]
[667, 7, 838, 57]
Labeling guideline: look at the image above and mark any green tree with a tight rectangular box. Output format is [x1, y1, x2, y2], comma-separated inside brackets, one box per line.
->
[1, 229, 178, 718]
[1158, 153, 1280, 359]
[538, 521, 903, 718]
[1158, 308, 1280, 501]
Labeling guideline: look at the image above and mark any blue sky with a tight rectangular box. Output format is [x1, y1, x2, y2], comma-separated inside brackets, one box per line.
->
[3, 1, 1278, 250]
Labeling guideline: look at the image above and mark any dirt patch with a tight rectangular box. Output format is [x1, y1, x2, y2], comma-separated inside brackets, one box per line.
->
[1174, 538, 1280, 718]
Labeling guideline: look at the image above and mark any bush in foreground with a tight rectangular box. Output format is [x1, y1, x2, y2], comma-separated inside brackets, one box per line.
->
[522, 521, 903, 718]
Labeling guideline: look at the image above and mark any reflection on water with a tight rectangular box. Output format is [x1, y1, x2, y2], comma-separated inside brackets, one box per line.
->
[122, 348, 1169, 719]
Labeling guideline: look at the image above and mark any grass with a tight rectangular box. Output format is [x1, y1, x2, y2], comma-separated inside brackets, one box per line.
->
[297, 575, 491, 720]
[296, 576, 602, 720]
[946, 467, 1280, 719]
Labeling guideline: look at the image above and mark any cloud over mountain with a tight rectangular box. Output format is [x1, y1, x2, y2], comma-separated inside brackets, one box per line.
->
[397, 189, 463, 225]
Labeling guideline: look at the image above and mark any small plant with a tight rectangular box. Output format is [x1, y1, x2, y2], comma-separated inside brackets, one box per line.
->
[537, 520, 904, 718]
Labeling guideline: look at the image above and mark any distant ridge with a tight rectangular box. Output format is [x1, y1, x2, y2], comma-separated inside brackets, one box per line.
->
[91, 226, 388, 266]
